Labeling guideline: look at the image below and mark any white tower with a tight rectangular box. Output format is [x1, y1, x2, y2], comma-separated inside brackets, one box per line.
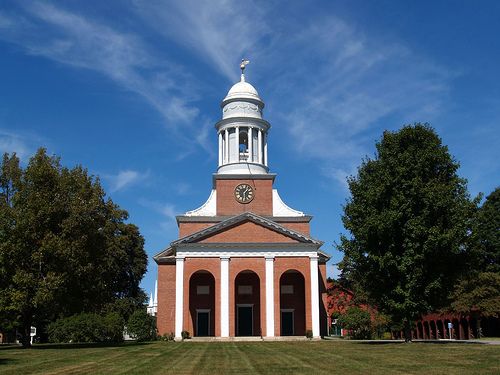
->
[216, 60, 270, 175]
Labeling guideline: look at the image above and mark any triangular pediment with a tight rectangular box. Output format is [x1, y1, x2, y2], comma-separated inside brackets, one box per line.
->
[172, 212, 323, 246]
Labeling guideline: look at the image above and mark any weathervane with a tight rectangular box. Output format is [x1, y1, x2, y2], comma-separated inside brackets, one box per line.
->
[240, 59, 250, 74]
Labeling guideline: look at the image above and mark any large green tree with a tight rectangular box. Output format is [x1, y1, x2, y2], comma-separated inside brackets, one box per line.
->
[338, 124, 476, 340]
[0, 149, 147, 347]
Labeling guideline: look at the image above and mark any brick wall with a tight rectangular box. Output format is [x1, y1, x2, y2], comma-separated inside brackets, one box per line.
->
[216, 179, 273, 216]
[198, 221, 300, 243]
[157, 263, 176, 336]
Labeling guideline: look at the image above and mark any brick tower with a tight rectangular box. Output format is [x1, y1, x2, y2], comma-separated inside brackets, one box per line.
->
[154, 62, 329, 340]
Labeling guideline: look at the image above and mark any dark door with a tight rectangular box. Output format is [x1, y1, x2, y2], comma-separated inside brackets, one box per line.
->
[197, 311, 209, 336]
[237, 306, 253, 336]
[281, 311, 294, 336]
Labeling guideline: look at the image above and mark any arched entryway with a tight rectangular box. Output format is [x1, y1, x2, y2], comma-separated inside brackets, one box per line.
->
[417, 321, 424, 339]
[430, 320, 437, 339]
[189, 270, 215, 337]
[279, 270, 306, 336]
[234, 270, 261, 336]
[437, 320, 444, 339]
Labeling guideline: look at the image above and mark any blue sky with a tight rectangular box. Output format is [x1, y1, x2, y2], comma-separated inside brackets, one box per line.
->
[1, 1, 499, 296]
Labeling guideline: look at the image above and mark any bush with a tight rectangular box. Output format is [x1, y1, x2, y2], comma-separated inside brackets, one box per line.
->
[160, 332, 175, 341]
[181, 330, 190, 340]
[47, 312, 124, 343]
[305, 330, 313, 339]
[337, 307, 372, 339]
[127, 310, 157, 341]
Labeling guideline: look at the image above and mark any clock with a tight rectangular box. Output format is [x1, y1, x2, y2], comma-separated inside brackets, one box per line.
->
[234, 183, 254, 203]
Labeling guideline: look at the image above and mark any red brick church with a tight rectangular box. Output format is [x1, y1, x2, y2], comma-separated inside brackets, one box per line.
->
[154, 63, 329, 340]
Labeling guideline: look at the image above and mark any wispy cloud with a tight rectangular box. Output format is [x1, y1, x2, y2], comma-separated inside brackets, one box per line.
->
[0, 129, 46, 161]
[105, 169, 148, 192]
[133, 0, 271, 81]
[0, 1, 203, 145]
[138, 198, 179, 231]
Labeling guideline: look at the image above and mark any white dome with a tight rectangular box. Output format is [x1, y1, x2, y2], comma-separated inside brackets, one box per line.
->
[223, 79, 262, 103]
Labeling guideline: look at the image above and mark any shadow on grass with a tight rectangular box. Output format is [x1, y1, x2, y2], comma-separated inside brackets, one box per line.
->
[356, 340, 487, 345]
[0, 341, 151, 351]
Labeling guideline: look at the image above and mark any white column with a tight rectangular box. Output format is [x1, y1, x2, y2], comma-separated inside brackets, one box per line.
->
[264, 133, 268, 166]
[310, 256, 320, 338]
[248, 127, 253, 162]
[235, 126, 239, 162]
[224, 129, 229, 164]
[218, 132, 222, 166]
[265, 256, 275, 337]
[220, 256, 230, 337]
[175, 256, 185, 340]
[258, 129, 262, 164]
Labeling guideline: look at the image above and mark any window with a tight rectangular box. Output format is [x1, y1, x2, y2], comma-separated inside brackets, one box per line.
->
[238, 285, 252, 295]
[281, 285, 294, 294]
[197, 285, 209, 295]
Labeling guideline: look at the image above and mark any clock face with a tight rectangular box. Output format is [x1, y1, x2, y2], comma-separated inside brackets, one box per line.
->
[234, 183, 254, 203]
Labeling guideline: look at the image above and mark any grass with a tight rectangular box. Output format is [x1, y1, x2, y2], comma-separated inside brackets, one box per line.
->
[0, 340, 499, 374]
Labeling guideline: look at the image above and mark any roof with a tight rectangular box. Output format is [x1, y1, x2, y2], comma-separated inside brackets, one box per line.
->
[154, 212, 330, 263]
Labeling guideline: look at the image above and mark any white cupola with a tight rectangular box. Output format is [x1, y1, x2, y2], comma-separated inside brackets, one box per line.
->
[215, 60, 270, 175]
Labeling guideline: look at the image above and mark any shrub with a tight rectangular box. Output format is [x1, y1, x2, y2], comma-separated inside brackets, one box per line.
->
[47, 312, 124, 343]
[160, 332, 175, 341]
[305, 330, 313, 339]
[181, 330, 190, 340]
[337, 307, 372, 339]
[127, 310, 157, 341]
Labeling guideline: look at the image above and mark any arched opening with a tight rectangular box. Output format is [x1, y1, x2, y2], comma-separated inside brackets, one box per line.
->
[461, 318, 470, 340]
[417, 321, 424, 339]
[430, 320, 437, 339]
[452, 318, 460, 339]
[437, 320, 444, 339]
[279, 270, 306, 336]
[239, 131, 249, 161]
[234, 270, 261, 336]
[189, 270, 215, 337]
[423, 321, 430, 339]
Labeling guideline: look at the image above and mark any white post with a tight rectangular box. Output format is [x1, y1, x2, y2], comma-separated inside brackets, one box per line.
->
[175, 257, 185, 340]
[310, 256, 320, 338]
[264, 133, 268, 166]
[235, 127, 239, 162]
[248, 127, 253, 162]
[265, 256, 275, 337]
[258, 129, 263, 164]
[220, 256, 230, 337]
[224, 129, 229, 164]
[218, 132, 222, 166]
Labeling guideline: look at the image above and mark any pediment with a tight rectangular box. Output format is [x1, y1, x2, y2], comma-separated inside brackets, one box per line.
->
[172, 212, 322, 246]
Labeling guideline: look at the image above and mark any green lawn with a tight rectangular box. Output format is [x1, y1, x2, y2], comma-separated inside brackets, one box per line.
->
[1, 340, 498, 374]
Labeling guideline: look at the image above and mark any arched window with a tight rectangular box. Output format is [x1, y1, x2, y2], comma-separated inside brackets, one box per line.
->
[239, 131, 248, 153]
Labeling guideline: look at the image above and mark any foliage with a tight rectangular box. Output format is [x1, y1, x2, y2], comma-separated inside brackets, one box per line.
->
[305, 329, 313, 339]
[127, 310, 157, 341]
[181, 330, 190, 340]
[47, 312, 124, 343]
[338, 124, 476, 338]
[159, 332, 175, 341]
[471, 187, 499, 273]
[450, 272, 500, 318]
[0, 149, 147, 347]
[337, 307, 372, 339]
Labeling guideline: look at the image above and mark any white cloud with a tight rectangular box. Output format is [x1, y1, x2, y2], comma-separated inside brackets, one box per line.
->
[0, 129, 47, 161]
[106, 169, 147, 192]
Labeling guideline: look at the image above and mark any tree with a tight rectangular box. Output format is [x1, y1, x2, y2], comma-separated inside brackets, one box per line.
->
[337, 307, 372, 339]
[338, 124, 476, 341]
[0, 149, 147, 347]
[127, 309, 157, 341]
[472, 187, 499, 273]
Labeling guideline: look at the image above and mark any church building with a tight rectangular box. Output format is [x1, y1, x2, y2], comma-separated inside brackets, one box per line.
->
[154, 63, 330, 340]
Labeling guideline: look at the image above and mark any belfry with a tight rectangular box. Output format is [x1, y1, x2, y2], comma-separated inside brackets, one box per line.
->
[154, 62, 330, 339]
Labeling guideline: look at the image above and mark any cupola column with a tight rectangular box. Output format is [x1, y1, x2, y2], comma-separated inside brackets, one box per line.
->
[258, 129, 263, 164]
[235, 126, 240, 162]
[218, 132, 222, 166]
[248, 127, 253, 162]
[224, 129, 229, 164]
[264, 134, 268, 167]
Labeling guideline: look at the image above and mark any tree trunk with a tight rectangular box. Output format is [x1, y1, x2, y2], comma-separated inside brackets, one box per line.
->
[20, 315, 32, 348]
[403, 319, 413, 342]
